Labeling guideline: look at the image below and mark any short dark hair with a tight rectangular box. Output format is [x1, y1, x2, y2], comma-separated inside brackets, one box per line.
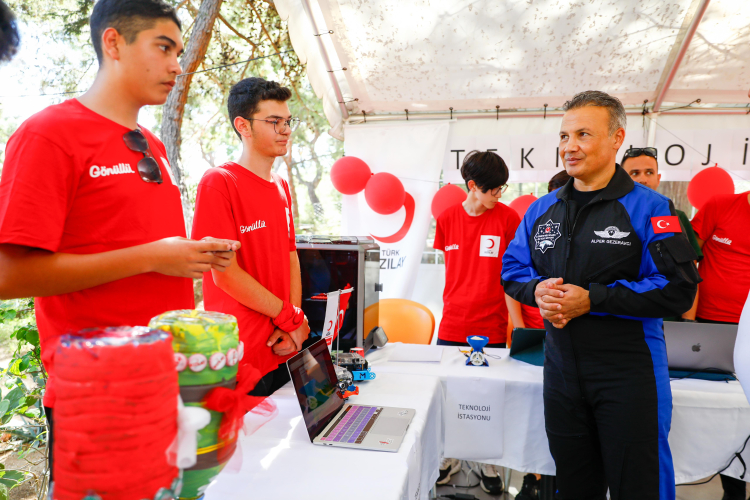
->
[460, 150, 509, 193]
[548, 169, 571, 192]
[228, 77, 292, 138]
[0, 1, 20, 63]
[90, 0, 181, 64]
[563, 90, 627, 135]
[621, 151, 659, 172]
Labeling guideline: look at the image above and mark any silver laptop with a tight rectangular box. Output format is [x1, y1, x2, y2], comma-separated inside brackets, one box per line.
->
[664, 321, 737, 373]
[286, 338, 415, 452]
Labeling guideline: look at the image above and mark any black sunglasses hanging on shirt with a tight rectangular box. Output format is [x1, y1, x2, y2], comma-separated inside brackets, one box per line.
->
[123, 128, 163, 184]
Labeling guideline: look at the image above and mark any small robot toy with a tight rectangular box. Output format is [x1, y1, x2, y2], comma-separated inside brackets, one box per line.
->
[334, 365, 359, 399]
[335, 351, 376, 381]
[466, 335, 490, 367]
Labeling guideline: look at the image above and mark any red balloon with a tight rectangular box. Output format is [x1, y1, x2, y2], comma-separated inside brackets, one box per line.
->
[331, 156, 371, 195]
[509, 194, 538, 218]
[687, 166, 734, 210]
[365, 173, 405, 215]
[431, 184, 467, 219]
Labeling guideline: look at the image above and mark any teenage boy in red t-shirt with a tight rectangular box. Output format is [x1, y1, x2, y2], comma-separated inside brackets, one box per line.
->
[0, 0, 238, 478]
[433, 150, 521, 494]
[691, 191, 750, 499]
[192, 77, 310, 397]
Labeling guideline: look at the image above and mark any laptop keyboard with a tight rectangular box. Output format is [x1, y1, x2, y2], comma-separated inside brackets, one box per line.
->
[321, 405, 382, 444]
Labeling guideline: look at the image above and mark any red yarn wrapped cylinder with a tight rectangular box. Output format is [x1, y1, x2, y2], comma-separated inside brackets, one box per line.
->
[53, 327, 179, 500]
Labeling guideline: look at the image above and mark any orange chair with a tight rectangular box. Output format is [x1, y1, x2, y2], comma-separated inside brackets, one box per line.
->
[364, 299, 435, 345]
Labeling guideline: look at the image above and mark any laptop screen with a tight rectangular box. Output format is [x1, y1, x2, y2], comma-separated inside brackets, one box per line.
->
[286, 339, 344, 441]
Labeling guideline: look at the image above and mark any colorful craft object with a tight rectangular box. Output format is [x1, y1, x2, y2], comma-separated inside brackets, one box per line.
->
[53, 326, 180, 500]
[150, 310, 241, 500]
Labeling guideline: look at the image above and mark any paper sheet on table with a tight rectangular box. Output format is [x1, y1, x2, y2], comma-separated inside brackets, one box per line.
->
[388, 344, 443, 363]
[444, 376, 505, 461]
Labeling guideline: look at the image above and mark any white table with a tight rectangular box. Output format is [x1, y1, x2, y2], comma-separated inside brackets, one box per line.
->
[368, 343, 750, 484]
[204, 372, 443, 500]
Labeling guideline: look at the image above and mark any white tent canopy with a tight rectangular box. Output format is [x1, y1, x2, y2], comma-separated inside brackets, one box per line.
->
[275, 0, 750, 139]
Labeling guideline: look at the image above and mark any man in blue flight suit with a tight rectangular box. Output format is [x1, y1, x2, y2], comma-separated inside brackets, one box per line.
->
[502, 91, 700, 500]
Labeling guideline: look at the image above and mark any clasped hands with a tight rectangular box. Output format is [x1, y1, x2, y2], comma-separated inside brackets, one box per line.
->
[266, 316, 311, 356]
[535, 277, 591, 329]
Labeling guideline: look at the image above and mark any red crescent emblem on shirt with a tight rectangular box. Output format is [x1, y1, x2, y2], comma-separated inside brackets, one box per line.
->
[371, 192, 415, 244]
[487, 239, 496, 249]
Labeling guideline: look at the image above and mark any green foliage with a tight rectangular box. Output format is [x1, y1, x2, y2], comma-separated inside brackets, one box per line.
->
[0, 299, 46, 492]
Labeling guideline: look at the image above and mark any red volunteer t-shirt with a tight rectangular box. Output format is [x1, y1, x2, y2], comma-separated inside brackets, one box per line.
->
[191, 163, 296, 380]
[521, 304, 544, 329]
[434, 202, 521, 344]
[691, 192, 750, 323]
[0, 99, 194, 407]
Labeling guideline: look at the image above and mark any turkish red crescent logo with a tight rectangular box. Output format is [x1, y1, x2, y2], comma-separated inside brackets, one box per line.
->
[651, 216, 682, 234]
[486, 239, 496, 249]
[327, 320, 333, 332]
[370, 192, 415, 244]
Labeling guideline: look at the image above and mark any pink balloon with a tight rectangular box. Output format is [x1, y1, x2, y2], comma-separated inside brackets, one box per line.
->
[509, 194, 538, 218]
[687, 166, 734, 210]
[331, 156, 371, 195]
[431, 184, 467, 219]
[365, 173, 405, 215]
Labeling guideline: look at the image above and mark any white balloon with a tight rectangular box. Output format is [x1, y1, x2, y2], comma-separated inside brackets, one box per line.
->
[734, 290, 750, 405]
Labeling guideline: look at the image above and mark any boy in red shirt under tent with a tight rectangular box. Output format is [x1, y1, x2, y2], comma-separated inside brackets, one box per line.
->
[0, 0, 238, 478]
[191, 77, 310, 397]
[691, 190, 750, 500]
[433, 150, 529, 495]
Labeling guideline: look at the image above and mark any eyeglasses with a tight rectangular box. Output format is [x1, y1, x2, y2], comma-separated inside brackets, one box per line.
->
[123, 129, 162, 184]
[490, 185, 509, 196]
[246, 117, 300, 134]
[623, 147, 657, 161]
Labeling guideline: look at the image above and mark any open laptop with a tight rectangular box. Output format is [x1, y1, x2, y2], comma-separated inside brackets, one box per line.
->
[286, 338, 415, 452]
[664, 321, 737, 373]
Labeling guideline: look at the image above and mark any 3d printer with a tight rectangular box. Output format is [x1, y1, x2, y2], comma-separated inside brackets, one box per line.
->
[296, 236, 381, 353]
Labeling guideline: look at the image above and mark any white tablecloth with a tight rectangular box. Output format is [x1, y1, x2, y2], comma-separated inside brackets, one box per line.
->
[368, 343, 750, 484]
[204, 372, 443, 500]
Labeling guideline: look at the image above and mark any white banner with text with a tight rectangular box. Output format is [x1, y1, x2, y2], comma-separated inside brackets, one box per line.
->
[342, 121, 450, 299]
[443, 114, 750, 183]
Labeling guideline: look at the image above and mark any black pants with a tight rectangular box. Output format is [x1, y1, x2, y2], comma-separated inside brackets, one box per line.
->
[543, 317, 673, 500]
[697, 317, 747, 499]
[44, 406, 53, 483]
[247, 364, 291, 397]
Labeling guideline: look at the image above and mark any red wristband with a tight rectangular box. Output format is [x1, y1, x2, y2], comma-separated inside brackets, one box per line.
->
[273, 301, 304, 333]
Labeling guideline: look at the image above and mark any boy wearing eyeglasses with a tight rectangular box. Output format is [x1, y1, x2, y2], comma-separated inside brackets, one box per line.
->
[191, 77, 310, 397]
[433, 150, 521, 494]
[621, 147, 702, 321]
[0, 0, 239, 479]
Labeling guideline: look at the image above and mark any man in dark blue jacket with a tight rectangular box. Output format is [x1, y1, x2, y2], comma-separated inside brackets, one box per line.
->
[502, 91, 700, 500]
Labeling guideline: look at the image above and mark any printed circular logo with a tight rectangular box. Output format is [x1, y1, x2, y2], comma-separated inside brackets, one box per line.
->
[188, 353, 208, 372]
[209, 352, 227, 371]
[174, 353, 187, 372]
[226, 348, 239, 367]
[534, 220, 562, 253]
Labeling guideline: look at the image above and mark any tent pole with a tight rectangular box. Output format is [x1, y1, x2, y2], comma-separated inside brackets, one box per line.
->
[652, 0, 711, 113]
[301, 0, 350, 121]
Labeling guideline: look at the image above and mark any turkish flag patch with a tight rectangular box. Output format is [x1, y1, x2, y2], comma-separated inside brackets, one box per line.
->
[651, 216, 682, 234]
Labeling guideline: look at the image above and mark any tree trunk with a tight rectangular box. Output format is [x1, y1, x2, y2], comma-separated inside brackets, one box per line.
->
[659, 181, 692, 217]
[282, 139, 300, 222]
[161, 0, 224, 236]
